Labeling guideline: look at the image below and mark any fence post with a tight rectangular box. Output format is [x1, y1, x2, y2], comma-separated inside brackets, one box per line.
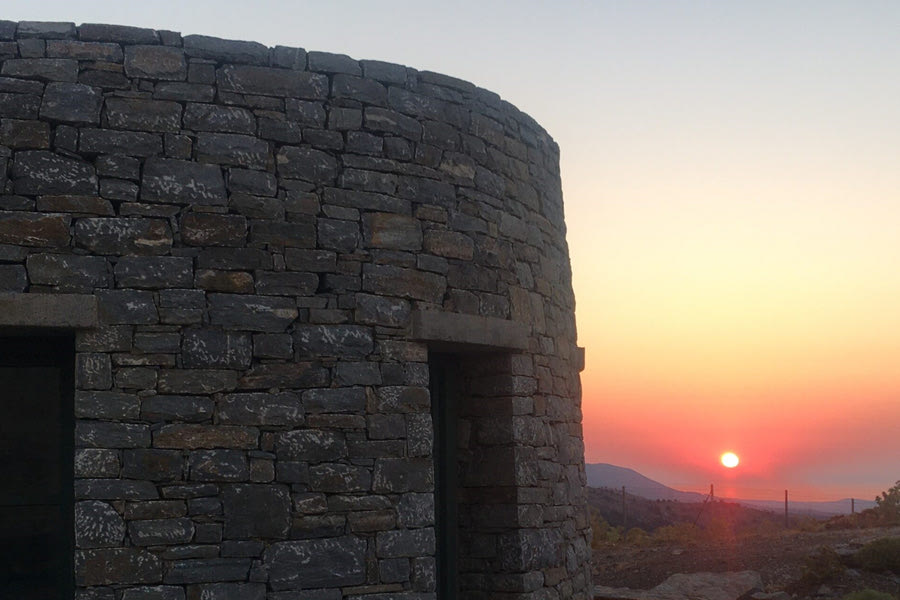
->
[622, 486, 627, 530]
[784, 489, 789, 527]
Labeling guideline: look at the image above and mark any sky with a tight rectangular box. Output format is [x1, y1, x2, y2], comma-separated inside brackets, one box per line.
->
[6, 0, 899, 502]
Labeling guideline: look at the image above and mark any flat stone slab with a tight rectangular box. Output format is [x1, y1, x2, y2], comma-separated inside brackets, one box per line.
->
[0, 292, 97, 328]
[410, 309, 528, 351]
[594, 571, 763, 600]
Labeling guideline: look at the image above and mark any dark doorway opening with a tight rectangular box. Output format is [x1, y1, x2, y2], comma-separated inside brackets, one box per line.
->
[430, 352, 523, 599]
[429, 354, 460, 599]
[0, 336, 74, 598]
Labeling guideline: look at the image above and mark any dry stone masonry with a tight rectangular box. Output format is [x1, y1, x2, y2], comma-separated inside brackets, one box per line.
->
[0, 20, 591, 600]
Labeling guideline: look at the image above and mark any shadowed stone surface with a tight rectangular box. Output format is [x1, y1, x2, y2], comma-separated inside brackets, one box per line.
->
[0, 20, 589, 600]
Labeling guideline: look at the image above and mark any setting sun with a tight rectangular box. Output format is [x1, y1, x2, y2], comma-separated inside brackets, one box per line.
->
[720, 452, 740, 469]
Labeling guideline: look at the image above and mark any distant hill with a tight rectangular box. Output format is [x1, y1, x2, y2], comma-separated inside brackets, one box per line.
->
[585, 463, 707, 502]
[585, 463, 877, 516]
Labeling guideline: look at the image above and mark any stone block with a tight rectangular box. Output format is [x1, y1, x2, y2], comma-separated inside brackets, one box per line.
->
[95, 155, 141, 180]
[121, 587, 185, 600]
[186, 583, 265, 600]
[237, 361, 329, 390]
[376, 528, 435, 558]
[45, 39, 122, 60]
[141, 395, 214, 423]
[75, 391, 140, 420]
[361, 264, 445, 303]
[76, 548, 162, 586]
[77, 23, 158, 43]
[184, 103, 255, 134]
[230, 192, 284, 219]
[308, 463, 371, 493]
[105, 97, 182, 132]
[352, 293, 410, 328]
[76, 421, 150, 448]
[276, 430, 347, 463]
[254, 271, 318, 296]
[2, 58, 78, 82]
[113, 256, 192, 289]
[323, 187, 410, 214]
[275, 145, 337, 183]
[153, 424, 258, 450]
[0, 264, 26, 291]
[251, 333, 292, 359]
[141, 158, 226, 205]
[26, 254, 109, 292]
[75, 479, 158, 501]
[364, 107, 422, 140]
[180, 213, 247, 247]
[379, 557, 411, 583]
[194, 269, 254, 293]
[294, 325, 374, 358]
[228, 168, 276, 196]
[371, 386, 429, 414]
[99, 178, 139, 201]
[125, 45, 187, 80]
[0, 118, 50, 148]
[265, 536, 366, 590]
[217, 64, 327, 98]
[317, 218, 359, 253]
[361, 59, 408, 84]
[188, 449, 249, 482]
[363, 213, 423, 251]
[251, 220, 316, 248]
[40, 82, 102, 124]
[157, 369, 238, 394]
[196, 132, 270, 169]
[97, 290, 158, 325]
[423, 230, 474, 260]
[0, 92, 41, 119]
[74, 448, 120, 478]
[75, 217, 172, 255]
[80, 129, 163, 157]
[183, 34, 268, 64]
[0, 211, 69, 247]
[182, 329, 252, 369]
[163, 558, 251, 585]
[397, 493, 435, 528]
[74, 500, 126, 548]
[302, 387, 367, 414]
[222, 483, 291, 539]
[373, 457, 433, 493]
[122, 449, 184, 481]
[208, 294, 298, 332]
[332, 74, 387, 106]
[12, 150, 97, 195]
[17, 21, 77, 39]
[217, 392, 303, 426]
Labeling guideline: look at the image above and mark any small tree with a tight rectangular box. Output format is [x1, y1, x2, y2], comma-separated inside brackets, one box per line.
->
[874, 480, 900, 524]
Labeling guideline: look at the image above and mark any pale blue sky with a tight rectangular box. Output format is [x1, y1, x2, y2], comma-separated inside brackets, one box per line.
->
[5, 1, 900, 499]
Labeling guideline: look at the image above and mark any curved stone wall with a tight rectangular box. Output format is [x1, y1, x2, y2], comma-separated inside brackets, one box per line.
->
[0, 20, 590, 599]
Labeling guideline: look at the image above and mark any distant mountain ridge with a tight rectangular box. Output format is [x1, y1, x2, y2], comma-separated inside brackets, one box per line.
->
[585, 462, 876, 516]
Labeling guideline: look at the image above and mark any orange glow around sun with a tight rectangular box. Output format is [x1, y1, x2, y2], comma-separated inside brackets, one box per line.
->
[720, 452, 739, 468]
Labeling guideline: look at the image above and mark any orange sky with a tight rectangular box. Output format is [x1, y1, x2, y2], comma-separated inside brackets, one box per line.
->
[563, 3, 900, 501]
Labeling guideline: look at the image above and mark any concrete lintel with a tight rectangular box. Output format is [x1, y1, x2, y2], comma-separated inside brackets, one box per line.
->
[0, 293, 98, 329]
[410, 310, 529, 351]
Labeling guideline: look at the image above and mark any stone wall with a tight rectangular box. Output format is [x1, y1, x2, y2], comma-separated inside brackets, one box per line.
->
[0, 20, 591, 599]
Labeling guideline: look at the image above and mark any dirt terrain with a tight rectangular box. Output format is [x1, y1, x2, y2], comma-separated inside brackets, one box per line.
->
[592, 525, 900, 597]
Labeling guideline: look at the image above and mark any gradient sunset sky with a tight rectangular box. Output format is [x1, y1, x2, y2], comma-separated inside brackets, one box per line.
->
[10, 1, 900, 501]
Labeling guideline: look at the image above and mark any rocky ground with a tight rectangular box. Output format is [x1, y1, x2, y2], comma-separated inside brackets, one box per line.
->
[592, 525, 900, 599]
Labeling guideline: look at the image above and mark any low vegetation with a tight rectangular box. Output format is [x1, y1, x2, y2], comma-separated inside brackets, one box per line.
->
[590, 481, 900, 598]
